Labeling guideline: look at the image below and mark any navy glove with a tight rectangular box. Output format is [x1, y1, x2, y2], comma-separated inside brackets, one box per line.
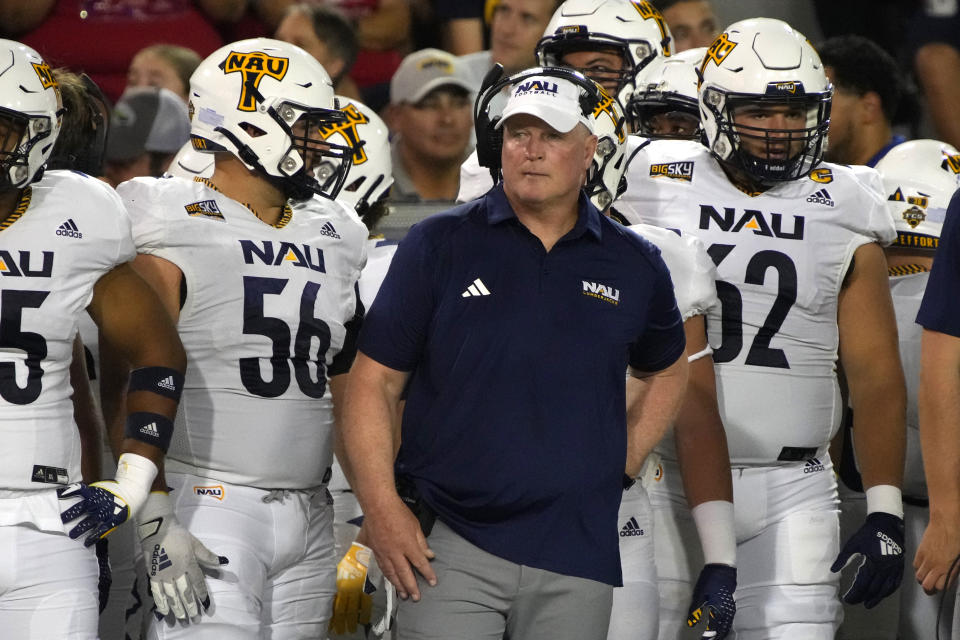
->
[687, 563, 736, 639]
[831, 512, 904, 609]
[59, 482, 134, 546]
[96, 538, 112, 614]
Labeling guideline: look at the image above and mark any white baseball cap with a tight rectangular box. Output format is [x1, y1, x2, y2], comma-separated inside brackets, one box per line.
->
[496, 75, 594, 134]
[390, 48, 473, 105]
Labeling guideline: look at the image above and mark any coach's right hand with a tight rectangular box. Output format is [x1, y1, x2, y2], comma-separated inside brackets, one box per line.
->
[136, 491, 228, 620]
[362, 496, 436, 602]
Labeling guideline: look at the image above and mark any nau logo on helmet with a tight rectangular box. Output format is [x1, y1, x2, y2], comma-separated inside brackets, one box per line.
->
[193, 485, 224, 500]
[31, 62, 57, 89]
[809, 168, 833, 184]
[0, 250, 54, 278]
[582, 280, 620, 305]
[630, 1, 671, 56]
[558, 24, 586, 36]
[222, 51, 289, 112]
[902, 205, 926, 229]
[701, 33, 737, 78]
[318, 103, 370, 165]
[239, 239, 326, 273]
[699, 205, 805, 240]
[650, 161, 694, 181]
[593, 87, 625, 142]
[516, 80, 558, 96]
[941, 154, 960, 174]
[766, 81, 804, 96]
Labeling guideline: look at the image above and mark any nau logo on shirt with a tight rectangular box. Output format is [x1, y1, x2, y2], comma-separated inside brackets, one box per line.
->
[582, 280, 620, 305]
[650, 161, 694, 181]
[809, 168, 833, 184]
[630, 2, 670, 57]
[185, 199, 225, 221]
[318, 103, 371, 165]
[239, 239, 326, 273]
[222, 51, 289, 112]
[0, 250, 54, 277]
[194, 485, 225, 500]
[699, 205, 805, 240]
[515, 80, 558, 97]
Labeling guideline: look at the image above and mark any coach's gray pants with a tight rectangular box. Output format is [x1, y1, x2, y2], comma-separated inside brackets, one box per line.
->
[397, 520, 613, 640]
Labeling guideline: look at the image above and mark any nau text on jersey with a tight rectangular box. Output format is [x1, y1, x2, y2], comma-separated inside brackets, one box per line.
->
[239, 239, 325, 273]
[699, 205, 805, 240]
[582, 280, 620, 305]
[0, 250, 53, 277]
[650, 161, 694, 181]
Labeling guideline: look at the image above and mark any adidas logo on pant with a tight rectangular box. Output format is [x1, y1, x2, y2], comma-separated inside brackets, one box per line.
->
[620, 517, 644, 537]
[803, 458, 825, 474]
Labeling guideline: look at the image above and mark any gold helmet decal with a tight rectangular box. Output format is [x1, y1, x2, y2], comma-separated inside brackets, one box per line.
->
[31, 62, 56, 89]
[318, 103, 370, 165]
[942, 153, 960, 174]
[631, 1, 672, 57]
[699, 33, 738, 84]
[222, 51, 289, 112]
[593, 85, 625, 143]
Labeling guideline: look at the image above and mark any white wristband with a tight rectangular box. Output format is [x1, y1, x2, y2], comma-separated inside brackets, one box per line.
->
[691, 500, 737, 567]
[865, 484, 903, 519]
[114, 452, 158, 518]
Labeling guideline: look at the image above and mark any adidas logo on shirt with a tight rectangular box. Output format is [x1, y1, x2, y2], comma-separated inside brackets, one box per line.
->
[806, 188, 835, 207]
[157, 376, 177, 392]
[461, 278, 491, 297]
[320, 221, 341, 239]
[803, 458, 825, 474]
[620, 517, 645, 537]
[140, 422, 160, 438]
[876, 531, 902, 556]
[56, 218, 83, 239]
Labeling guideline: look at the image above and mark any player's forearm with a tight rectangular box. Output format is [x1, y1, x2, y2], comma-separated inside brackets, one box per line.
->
[919, 330, 960, 520]
[674, 360, 733, 507]
[850, 372, 906, 490]
[626, 356, 689, 477]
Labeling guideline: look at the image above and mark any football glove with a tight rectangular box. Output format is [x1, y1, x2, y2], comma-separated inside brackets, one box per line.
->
[687, 563, 737, 639]
[831, 512, 905, 609]
[136, 491, 228, 621]
[59, 453, 157, 546]
[331, 542, 374, 634]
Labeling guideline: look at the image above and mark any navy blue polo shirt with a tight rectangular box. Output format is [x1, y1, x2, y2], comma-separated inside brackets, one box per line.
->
[918, 188, 960, 336]
[359, 185, 685, 586]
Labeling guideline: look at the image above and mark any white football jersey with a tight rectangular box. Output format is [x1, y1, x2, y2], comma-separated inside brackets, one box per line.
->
[119, 177, 367, 488]
[890, 271, 926, 497]
[619, 141, 895, 465]
[0, 171, 135, 493]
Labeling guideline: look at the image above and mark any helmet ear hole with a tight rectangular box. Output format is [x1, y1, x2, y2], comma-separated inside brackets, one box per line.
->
[239, 122, 267, 138]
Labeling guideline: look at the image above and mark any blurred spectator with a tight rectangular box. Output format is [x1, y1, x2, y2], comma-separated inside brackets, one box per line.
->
[103, 87, 190, 187]
[819, 35, 907, 166]
[387, 48, 473, 201]
[275, 3, 362, 100]
[435, 0, 486, 55]
[461, 0, 560, 86]
[8, 0, 241, 101]
[126, 43, 201, 103]
[48, 68, 111, 177]
[652, 0, 718, 52]
[910, 4, 960, 151]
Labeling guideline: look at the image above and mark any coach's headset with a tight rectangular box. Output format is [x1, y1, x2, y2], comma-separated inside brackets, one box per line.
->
[474, 64, 628, 209]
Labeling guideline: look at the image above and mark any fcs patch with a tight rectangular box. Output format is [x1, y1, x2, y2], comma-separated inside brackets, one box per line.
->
[650, 161, 694, 181]
[185, 199, 225, 221]
[809, 167, 833, 183]
[222, 50, 289, 112]
[318, 103, 369, 165]
[193, 485, 225, 500]
[901, 205, 926, 229]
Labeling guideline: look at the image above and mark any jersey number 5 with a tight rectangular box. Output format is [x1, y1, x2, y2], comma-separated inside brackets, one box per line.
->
[708, 245, 797, 368]
[0, 289, 49, 404]
[240, 276, 331, 398]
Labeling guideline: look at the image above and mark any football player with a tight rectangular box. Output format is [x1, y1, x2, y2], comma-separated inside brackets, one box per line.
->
[627, 46, 704, 141]
[0, 40, 186, 640]
[109, 38, 368, 638]
[617, 18, 907, 639]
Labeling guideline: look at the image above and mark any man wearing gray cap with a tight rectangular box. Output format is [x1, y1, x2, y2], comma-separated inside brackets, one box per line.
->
[339, 69, 688, 640]
[387, 48, 474, 202]
[103, 86, 190, 187]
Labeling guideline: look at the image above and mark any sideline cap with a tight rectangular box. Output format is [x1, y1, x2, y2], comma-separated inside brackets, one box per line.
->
[105, 87, 190, 162]
[390, 48, 473, 104]
[496, 75, 593, 134]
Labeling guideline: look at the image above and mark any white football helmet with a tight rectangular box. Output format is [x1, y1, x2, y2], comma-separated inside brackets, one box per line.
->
[0, 40, 63, 189]
[319, 96, 393, 216]
[698, 19, 832, 183]
[188, 38, 353, 201]
[474, 65, 628, 211]
[875, 139, 960, 251]
[536, 0, 673, 110]
[628, 47, 703, 139]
